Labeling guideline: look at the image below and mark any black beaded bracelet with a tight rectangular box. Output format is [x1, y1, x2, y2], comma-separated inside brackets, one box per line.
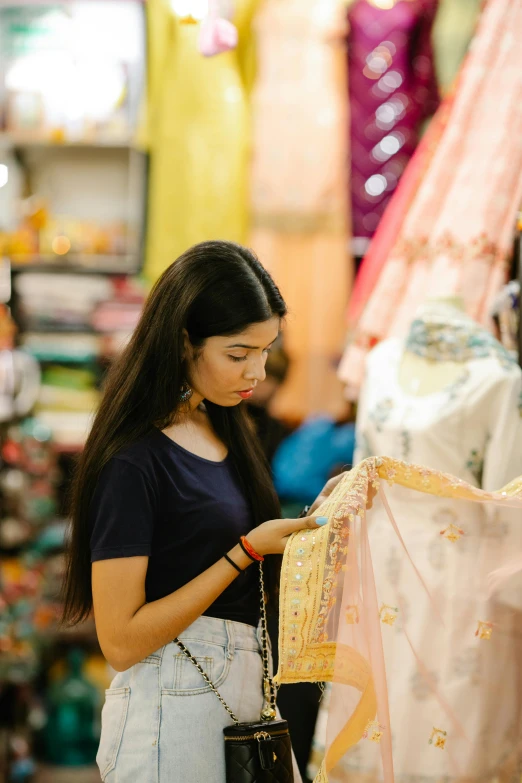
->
[238, 537, 257, 562]
[223, 552, 243, 574]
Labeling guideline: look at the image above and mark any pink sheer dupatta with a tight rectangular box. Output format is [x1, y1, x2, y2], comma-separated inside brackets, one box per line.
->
[276, 458, 522, 783]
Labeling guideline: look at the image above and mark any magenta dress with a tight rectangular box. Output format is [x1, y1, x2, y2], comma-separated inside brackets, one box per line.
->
[348, 0, 440, 251]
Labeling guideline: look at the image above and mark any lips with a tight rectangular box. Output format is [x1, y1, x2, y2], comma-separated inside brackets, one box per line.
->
[237, 389, 254, 399]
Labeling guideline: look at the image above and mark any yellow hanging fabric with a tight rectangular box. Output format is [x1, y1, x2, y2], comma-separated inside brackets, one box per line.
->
[138, 0, 259, 283]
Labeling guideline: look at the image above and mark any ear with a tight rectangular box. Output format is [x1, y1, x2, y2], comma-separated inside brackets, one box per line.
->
[181, 329, 191, 362]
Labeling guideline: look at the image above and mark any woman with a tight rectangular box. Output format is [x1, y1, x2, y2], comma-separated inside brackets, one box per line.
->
[61, 241, 331, 782]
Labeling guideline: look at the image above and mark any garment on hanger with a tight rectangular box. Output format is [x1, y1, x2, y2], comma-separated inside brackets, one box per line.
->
[138, 0, 259, 283]
[347, 90, 454, 327]
[276, 457, 522, 783]
[347, 0, 439, 254]
[432, 0, 483, 94]
[250, 0, 352, 422]
[305, 304, 522, 782]
[339, 0, 522, 400]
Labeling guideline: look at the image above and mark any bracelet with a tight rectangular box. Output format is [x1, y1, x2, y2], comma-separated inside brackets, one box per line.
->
[239, 535, 264, 562]
[223, 552, 243, 574]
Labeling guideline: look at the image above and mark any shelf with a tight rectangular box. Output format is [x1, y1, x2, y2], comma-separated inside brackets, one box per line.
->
[10, 255, 141, 275]
[0, 131, 138, 150]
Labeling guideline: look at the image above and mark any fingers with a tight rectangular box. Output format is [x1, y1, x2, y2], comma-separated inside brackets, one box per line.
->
[284, 515, 329, 534]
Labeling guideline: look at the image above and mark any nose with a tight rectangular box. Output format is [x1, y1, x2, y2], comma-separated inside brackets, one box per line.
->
[244, 355, 266, 384]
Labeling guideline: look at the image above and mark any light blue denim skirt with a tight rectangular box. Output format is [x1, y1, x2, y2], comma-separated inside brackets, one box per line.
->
[96, 615, 301, 782]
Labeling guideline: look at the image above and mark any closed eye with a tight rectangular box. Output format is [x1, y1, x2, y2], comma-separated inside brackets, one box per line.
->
[229, 355, 248, 362]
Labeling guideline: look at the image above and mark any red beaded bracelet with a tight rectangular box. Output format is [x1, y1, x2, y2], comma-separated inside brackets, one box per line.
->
[239, 535, 264, 562]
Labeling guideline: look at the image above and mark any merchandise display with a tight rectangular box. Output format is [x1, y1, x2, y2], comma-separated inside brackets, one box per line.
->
[340, 0, 522, 398]
[1, 0, 522, 780]
[250, 0, 351, 421]
[140, 0, 258, 281]
[347, 0, 439, 253]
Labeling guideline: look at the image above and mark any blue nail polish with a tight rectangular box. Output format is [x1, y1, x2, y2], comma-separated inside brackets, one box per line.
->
[316, 517, 328, 526]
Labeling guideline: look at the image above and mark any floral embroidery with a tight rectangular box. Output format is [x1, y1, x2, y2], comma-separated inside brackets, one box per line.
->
[363, 719, 385, 743]
[475, 621, 493, 640]
[429, 727, 447, 749]
[397, 231, 502, 271]
[356, 431, 373, 460]
[400, 429, 411, 461]
[466, 448, 484, 485]
[440, 523, 465, 542]
[410, 670, 439, 701]
[451, 648, 481, 686]
[379, 604, 399, 626]
[405, 318, 516, 369]
[369, 398, 394, 433]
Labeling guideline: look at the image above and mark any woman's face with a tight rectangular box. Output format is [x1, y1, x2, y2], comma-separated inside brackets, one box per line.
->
[186, 317, 281, 407]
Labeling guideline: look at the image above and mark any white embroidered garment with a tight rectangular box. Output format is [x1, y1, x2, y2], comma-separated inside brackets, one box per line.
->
[310, 310, 522, 782]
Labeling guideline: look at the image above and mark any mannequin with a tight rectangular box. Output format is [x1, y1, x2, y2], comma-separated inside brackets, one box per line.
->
[398, 296, 467, 394]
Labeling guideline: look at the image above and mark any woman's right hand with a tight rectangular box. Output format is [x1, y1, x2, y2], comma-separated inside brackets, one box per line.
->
[246, 515, 327, 556]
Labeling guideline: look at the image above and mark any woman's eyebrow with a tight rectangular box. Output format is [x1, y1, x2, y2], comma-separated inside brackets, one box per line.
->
[226, 340, 276, 350]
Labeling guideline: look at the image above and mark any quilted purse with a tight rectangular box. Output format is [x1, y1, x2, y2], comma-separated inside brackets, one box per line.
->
[175, 562, 294, 782]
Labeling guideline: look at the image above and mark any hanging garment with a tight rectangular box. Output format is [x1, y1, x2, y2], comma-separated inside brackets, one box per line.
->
[276, 457, 522, 783]
[250, 0, 352, 422]
[432, 0, 483, 94]
[347, 0, 439, 253]
[309, 304, 522, 781]
[139, 0, 259, 283]
[339, 0, 522, 399]
[347, 90, 454, 327]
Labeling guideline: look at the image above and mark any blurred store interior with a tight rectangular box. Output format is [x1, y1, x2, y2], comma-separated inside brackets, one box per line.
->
[0, 0, 521, 781]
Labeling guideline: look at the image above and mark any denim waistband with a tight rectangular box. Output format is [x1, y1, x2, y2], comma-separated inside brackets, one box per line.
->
[145, 615, 262, 664]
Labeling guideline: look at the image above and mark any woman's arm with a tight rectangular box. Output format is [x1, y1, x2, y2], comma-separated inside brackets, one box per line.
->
[92, 544, 251, 672]
[92, 515, 320, 671]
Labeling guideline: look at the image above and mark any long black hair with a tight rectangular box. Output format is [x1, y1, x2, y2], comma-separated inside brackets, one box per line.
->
[62, 241, 287, 625]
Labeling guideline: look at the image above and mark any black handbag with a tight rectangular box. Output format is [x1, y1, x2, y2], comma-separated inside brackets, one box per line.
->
[175, 562, 294, 783]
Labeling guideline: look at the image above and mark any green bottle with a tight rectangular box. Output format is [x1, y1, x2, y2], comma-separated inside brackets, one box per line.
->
[44, 648, 101, 765]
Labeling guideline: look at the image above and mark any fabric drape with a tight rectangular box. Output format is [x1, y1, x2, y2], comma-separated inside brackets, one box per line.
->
[276, 457, 522, 783]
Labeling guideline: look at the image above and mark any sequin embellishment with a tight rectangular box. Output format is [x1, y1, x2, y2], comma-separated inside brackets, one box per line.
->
[475, 620, 493, 640]
[363, 719, 385, 743]
[440, 523, 465, 542]
[379, 604, 399, 626]
[429, 727, 447, 749]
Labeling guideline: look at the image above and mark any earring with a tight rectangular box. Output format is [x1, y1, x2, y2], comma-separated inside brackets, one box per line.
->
[179, 381, 193, 403]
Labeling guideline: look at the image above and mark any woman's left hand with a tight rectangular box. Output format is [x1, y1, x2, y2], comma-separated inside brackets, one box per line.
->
[309, 471, 377, 513]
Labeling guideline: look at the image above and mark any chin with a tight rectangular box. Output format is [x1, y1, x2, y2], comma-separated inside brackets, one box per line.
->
[204, 394, 242, 408]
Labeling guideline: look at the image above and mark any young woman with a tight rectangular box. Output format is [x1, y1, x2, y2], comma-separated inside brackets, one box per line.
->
[61, 241, 337, 782]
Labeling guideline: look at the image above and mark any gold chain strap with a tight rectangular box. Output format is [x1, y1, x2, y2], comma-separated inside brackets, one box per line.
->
[174, 638, 240, 724]
[174, 561, 278, 724]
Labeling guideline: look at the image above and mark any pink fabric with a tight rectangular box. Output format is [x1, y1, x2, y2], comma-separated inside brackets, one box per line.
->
[340, 0, 522, 399]
[198, 1, 238, 57]
[287, 459, 522, 783]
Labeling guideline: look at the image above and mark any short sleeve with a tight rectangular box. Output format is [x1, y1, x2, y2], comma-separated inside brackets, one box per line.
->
[90, 458, 156, 562]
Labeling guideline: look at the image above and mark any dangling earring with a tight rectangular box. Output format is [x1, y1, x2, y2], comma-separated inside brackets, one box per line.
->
[179, 381, 193, 403]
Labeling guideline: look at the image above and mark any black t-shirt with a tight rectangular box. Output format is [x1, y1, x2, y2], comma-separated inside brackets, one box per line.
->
[89, 428, 259, 627]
